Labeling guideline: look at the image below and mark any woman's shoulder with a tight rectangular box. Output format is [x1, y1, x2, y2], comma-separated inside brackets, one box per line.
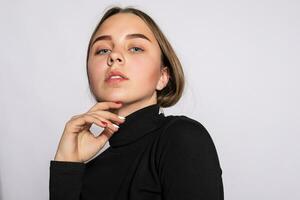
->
[157, 114, 217, 149]
[160, 114, 211, 139]
[156, 114, 222, 170]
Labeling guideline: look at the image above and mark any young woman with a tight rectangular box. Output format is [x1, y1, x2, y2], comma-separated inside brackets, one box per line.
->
[50, 6, 223, 200]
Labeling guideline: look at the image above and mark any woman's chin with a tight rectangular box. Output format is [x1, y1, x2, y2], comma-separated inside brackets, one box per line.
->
[100, 95, 126, 102]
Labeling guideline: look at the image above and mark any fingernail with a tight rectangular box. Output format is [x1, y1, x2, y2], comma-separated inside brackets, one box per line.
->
[118, 115, 125, 120]
[112, 124, 119, 129]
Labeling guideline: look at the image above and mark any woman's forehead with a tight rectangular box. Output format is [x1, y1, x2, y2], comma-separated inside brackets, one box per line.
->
[95, 13, 156, 42]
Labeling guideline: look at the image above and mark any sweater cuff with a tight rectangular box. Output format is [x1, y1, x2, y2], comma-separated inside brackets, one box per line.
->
[49, 160, 86, 200]
[50, 160, 86, 172]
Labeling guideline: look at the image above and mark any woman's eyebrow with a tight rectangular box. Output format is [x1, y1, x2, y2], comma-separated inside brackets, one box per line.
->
[91, 33, 152, 46]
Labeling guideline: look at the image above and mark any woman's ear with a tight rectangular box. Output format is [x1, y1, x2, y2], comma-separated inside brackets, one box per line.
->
[156, 66, 170, 91]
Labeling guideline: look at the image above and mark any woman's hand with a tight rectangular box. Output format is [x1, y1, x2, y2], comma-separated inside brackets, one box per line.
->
[54, 101, 125, 163]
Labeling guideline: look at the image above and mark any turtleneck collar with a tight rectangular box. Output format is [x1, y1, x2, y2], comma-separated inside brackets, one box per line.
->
[108, 103, 165, 148]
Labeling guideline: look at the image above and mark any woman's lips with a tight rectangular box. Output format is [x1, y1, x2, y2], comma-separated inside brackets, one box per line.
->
[105, 77, 128, 84]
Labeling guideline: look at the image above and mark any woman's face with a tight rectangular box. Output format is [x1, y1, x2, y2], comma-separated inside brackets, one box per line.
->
[87, 13, 168, 105]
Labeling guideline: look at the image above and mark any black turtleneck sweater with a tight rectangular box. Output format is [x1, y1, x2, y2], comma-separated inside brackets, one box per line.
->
[49, 104, 223, 200]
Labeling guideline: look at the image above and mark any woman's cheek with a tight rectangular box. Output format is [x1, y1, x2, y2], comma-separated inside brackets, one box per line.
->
[133, 59, 159, 84]
[130, 57, 148, 73]
[89, 60, 106, 82]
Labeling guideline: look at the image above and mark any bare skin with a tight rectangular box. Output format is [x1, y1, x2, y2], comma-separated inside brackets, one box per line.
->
[54, 13, 170, 163]
[87, 13, 170, 117]
[54, 101, 125, 163]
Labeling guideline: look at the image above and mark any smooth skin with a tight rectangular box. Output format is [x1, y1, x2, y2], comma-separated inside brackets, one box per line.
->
[54, 102, 125, 162]
[54, 13, 169, 163]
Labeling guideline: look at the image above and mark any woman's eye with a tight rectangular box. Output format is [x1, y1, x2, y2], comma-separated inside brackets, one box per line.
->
[129, 47, 144, 53]
[95, 47, 143, 55]
[96, 49, 111, 55]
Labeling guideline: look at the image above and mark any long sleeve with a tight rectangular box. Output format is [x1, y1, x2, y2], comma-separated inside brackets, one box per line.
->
[49, 160, 85, 200]
[157, 117, 224, 200]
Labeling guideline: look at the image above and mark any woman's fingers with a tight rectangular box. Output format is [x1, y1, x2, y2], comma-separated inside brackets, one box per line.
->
[55, 101, 125, 162]
[85, 113, 120, 132]
[85, 101, 126, 128]
[87, 101, 123, 112]
[70, 114, 108, 132]
[87, 110, 126, 125]
[68, 101, 125, 133]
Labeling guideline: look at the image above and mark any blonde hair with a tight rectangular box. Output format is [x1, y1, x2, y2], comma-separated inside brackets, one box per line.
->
[86, 6, 185, 108]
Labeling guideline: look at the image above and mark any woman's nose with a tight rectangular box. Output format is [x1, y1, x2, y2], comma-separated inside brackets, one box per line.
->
[107, 52, 124, 66]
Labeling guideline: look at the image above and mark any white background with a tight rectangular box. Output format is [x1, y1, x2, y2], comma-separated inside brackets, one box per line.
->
[1, 0, 299, 199]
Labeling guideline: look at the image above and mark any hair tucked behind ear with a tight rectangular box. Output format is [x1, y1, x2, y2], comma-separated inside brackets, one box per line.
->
[86, 6, 185, 108]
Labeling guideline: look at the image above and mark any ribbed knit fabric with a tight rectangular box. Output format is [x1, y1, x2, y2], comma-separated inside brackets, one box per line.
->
[49, 103, 224, 200]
